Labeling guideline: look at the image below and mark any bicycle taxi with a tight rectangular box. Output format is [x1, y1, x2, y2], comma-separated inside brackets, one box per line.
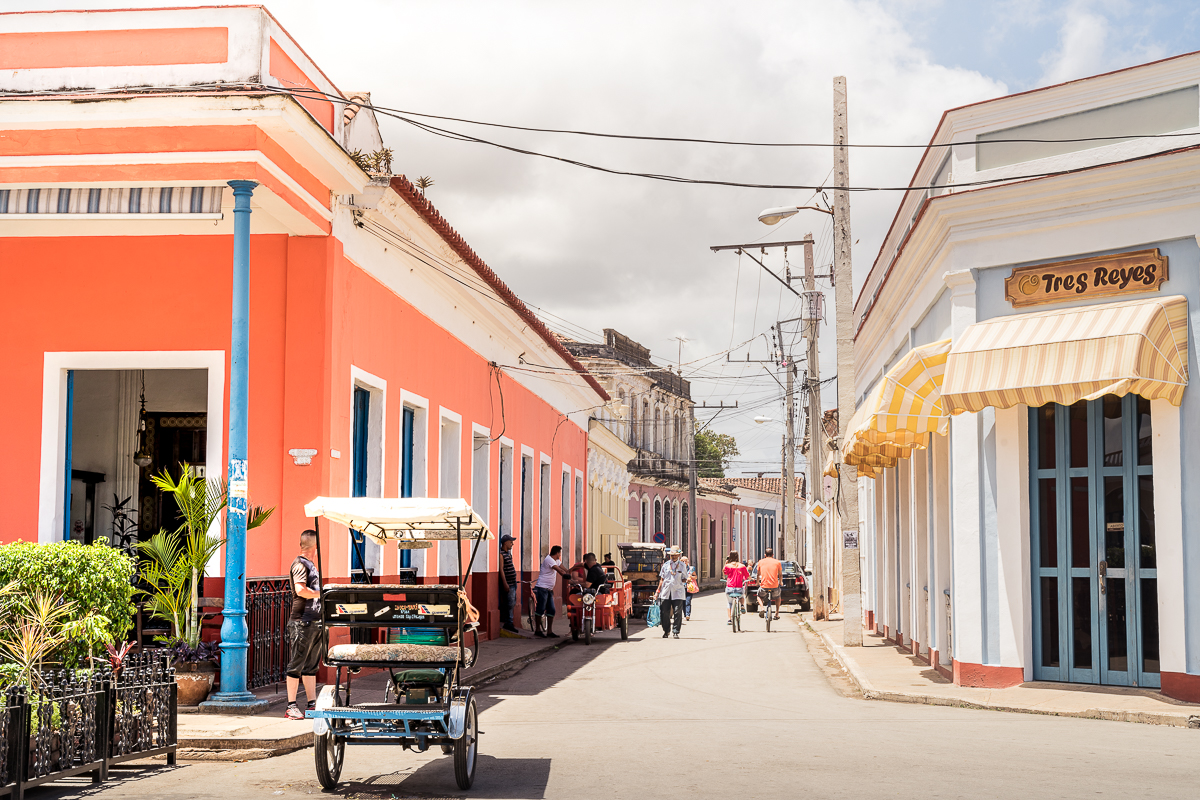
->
[303, 497, 491, 791]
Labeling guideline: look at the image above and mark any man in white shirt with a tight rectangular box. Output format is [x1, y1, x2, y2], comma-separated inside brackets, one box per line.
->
[656, 546, 690, 639]
[533, 545, 572, 638]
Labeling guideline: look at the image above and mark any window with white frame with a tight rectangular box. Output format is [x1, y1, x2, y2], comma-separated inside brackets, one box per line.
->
[350, 371, 385, 581]
[438, 411, 462, 576]
[575, 473, 584, 560]
[400, 398, 428, 573]
[539, 458, 551, 558]
[561, 468, 572, 563]
[472, 430, 490, 570]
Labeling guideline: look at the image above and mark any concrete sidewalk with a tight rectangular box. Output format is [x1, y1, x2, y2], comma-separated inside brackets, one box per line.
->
[177, 634, 564, 758]
[806, 616, 1200, 728]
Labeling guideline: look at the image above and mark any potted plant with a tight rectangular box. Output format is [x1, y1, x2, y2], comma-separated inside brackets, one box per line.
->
[136, 464, 273, 705]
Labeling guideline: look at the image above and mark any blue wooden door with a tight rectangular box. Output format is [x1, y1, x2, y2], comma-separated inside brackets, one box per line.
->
[399, 406, 414, 569]
[350, 387, 370, 582]
[1030, 395, 1159, 688]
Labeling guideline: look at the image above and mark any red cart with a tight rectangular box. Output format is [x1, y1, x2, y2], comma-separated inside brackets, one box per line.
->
[566, 573, 633, 644]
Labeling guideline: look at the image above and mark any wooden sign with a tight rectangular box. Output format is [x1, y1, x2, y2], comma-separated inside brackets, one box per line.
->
[1004, 248, 1168, 308]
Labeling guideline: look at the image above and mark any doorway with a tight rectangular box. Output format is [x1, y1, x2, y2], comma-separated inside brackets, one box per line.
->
[1030, 395, 1159, 688]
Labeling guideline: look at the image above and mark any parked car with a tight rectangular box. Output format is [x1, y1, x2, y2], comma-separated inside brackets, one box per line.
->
[744, 560, 811, 612]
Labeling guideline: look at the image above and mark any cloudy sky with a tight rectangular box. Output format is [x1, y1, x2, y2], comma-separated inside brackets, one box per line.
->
[23, 0, 1200, 473]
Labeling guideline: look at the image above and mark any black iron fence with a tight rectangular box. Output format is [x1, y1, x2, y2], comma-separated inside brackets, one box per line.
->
[0, 651, 177, 799]
[247, 576, 291, 690]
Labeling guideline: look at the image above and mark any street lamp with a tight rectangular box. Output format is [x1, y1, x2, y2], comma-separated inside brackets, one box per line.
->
[753, 416, 773, 424]
[757, 205, 833, 225]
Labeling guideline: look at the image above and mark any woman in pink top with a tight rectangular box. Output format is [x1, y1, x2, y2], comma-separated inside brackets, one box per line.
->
[723, 551, 749, 624]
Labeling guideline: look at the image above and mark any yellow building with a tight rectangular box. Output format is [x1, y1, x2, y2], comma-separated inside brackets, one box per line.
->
[587, 419, 636, 562]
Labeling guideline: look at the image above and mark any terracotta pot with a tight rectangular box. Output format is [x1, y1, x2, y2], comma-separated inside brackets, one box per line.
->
[174, 661, 216, 706]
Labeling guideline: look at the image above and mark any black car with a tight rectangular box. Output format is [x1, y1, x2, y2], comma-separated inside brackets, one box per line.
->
[744, 560, 811, 612]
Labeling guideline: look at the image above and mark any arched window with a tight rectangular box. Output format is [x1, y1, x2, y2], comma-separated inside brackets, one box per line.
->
[630, 395, 639, 448]
[642, 399, 651, 451]
[654, 498, 662, 539]
[672, 413, 680, 461]
[664, 500, 673, 544]
[641, 497, 648, 541]
[681, 501, 689, 549]
[618, 389, 627, 442]
[654, 407, 662, 456]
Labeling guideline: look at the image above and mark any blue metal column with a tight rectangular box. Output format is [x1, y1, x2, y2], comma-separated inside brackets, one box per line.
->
[202, 180, 267, 712]
[63, 370, 74, 540]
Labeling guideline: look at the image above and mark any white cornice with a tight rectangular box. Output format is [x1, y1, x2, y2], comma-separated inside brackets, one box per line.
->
[855, 147, 1200, 389]
[0, 94, 368, 196]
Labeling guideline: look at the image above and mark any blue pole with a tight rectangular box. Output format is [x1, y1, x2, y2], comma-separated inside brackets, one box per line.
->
[63, 370, 74, 541]
[202, 180, 266, 712]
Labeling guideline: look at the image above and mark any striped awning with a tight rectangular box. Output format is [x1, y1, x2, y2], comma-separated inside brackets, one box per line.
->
[942, 295, 1189, 414]
[842, 339, 952, 475]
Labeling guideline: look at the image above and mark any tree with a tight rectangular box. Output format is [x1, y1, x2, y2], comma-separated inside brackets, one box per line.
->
[694, 425, 739, 478]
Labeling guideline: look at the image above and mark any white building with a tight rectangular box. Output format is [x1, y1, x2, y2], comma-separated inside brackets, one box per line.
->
[851, 53, 1200, 702]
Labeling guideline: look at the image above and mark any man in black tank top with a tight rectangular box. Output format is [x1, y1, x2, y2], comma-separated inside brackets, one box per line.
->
[285, 530, 323, 720]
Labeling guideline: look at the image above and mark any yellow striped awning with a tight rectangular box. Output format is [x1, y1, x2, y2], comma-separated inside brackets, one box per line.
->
[842, 339, 952, 476]
[942, 295, 1189, 414]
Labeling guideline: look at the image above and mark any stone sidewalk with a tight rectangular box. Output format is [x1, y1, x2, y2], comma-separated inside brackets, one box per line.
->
[177, 633, 564, 758]
[806, 616, 1200, 728]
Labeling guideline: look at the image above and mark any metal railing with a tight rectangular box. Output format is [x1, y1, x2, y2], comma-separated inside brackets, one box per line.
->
[0, 651, 177, 799]
[247, 577, 292, 690]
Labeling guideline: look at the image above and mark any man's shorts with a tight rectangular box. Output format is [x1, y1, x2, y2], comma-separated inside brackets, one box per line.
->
[533, 586, 556, 616]
[286, 620, 325, 678]
[758, 587, 782, 601]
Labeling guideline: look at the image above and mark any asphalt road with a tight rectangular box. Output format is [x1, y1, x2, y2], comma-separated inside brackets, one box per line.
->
[40, 592, 1200, 799]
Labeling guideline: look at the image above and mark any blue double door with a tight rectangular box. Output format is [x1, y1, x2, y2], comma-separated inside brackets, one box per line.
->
[1030, 395, 1159, 688]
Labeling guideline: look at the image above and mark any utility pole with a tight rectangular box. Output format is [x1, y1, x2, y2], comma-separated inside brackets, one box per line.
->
[712, 237, 814, 567]
[802, 237, 827, 621]
[834, 76, 862, 645]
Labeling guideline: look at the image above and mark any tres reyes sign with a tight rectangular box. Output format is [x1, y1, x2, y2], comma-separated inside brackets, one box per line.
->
[1004, 248, 1168, 308]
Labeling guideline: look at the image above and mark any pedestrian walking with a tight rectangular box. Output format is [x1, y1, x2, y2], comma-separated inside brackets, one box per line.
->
[681, 555, 698, 620]
[499, 534, 519, 633]
[534, 545, 572, 638]
[285, 529, 323, 720]
[723, 551, 749, 624]
[656, 546, 689, 638]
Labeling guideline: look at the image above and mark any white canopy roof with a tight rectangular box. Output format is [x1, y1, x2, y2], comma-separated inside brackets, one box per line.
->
[303, 497, 494, 546]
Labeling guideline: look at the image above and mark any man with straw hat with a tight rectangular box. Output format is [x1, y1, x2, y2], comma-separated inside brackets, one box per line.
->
[656, 546, 689, 639]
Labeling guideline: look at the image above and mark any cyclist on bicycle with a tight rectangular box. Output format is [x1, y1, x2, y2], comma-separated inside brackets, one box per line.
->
[756, 548, 783, 620]
[723, 551, 749, 625]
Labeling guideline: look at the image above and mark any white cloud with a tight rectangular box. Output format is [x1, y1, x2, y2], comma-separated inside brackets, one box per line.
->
[11, 0, 1009, 471]
[1038, 0, 1167, 86]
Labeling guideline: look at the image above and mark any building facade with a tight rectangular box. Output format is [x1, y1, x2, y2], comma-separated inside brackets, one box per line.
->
[849, 53, 1200, 701]
[0, 5, 605, 640]
[563, 330, 697, 552]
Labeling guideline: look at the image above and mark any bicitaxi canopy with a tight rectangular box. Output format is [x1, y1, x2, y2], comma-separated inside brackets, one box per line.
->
[303, 497, 494, 548]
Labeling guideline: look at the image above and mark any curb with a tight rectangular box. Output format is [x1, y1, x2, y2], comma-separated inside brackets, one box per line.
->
[806, 620, 1200, 729]
[467, 640, 562, 685]
[178, 731, 312, 755]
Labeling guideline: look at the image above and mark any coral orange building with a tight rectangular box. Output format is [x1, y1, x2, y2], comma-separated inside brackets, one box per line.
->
[0, 5, 605, 644]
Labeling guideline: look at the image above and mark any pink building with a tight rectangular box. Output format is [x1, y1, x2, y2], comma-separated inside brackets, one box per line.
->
[0, 5, 605, 645]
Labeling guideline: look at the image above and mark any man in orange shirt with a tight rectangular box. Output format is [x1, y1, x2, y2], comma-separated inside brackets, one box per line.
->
[755, 548, 783, 621]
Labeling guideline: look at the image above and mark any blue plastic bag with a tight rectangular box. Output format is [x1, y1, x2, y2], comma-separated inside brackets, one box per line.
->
[646, 598, 661, 628]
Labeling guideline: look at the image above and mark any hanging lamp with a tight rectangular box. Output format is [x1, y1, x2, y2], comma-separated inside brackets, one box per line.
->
[133, 371, 152, 468]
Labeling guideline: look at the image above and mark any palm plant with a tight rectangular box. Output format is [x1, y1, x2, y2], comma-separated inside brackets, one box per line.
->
[137, 465, 273, 650]
[0, 583, 103, 687]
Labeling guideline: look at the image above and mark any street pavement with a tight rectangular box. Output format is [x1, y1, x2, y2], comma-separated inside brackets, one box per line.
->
[38, 592, 1200, 799]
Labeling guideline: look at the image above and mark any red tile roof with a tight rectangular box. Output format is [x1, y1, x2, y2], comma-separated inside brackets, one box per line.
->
[700, 476, 806, 500]
[389, 175, 609, 401]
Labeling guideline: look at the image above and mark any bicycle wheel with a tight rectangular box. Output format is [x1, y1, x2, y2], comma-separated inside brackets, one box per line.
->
[765, 605, 772, 632]
[731, 599, 740, 632]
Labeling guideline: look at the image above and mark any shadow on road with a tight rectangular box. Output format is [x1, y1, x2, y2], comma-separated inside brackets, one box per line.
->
[22, 762, 185, 800]
[329, 755, 551, 799]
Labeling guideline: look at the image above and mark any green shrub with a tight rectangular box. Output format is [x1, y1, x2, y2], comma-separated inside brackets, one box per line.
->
[0, 539, 136, 666]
